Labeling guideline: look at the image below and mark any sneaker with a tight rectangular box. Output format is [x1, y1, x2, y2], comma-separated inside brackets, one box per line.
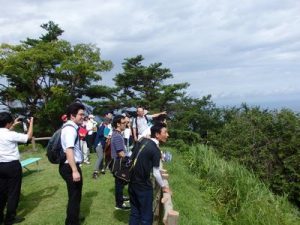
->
[115, 203, 130, 211]
[7, 216, 25, 224]
[123, 196, 130, 201]
[100, 169, 106, 174]
[92, 172, 98, 179]
[84, 161, 91, 165]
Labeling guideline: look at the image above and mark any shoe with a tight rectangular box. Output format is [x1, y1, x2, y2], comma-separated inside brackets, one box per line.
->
[100, 169, 105, 174]
[5, 216, 25, 224]
[115, 203, 130, 211]
[92, 172, 98, 179]
[123, 196, 130, 201]
[84, 161, 91, 165]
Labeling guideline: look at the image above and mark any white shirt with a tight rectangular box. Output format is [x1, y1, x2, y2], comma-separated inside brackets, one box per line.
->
[0, 128, 28, 162]
[86, 119, 97, 135]
[61, 121, 83, 163]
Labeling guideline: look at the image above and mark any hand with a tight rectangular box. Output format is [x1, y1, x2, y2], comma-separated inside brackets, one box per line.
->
[72, 171, 81, 182]
[162, 186, 171, 194]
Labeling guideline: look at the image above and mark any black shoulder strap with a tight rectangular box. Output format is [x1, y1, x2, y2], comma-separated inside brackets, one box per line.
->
[131, 138, 149, 168]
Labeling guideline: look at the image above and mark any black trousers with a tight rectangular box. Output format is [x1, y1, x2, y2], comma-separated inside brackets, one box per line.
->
[59, 164, 83, 225]
[0, 160, 22, 224]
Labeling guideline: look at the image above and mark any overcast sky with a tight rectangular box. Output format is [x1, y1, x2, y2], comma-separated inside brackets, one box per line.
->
[1, 0, 300, 110]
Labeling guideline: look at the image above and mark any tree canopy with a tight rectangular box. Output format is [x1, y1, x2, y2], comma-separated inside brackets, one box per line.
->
[0, 21, 113, 134]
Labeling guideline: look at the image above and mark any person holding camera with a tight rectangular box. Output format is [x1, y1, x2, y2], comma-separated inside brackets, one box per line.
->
[0, 112, 33, 225]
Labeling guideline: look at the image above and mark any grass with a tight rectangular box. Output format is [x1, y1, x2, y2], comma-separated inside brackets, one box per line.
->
[15, 145, 300, 225]
[176, 144, 300, 225]
[18, 149, 129, 225]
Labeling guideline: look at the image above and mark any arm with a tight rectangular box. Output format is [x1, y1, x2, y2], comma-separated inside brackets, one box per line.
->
[26, 117, 34, 140]
[133, 127, 138, 141]
[151, 111, 167, 118]
[66, 148, 81, 182]
[153, 167, 170, 193]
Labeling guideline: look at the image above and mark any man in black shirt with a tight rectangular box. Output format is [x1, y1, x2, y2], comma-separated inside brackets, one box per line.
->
[129, 123, 170, 225]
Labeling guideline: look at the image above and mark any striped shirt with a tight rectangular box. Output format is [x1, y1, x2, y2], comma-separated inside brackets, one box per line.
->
[111, 130, 125, 159]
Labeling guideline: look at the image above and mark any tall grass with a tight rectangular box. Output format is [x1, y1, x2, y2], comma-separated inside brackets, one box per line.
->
[176, 145, 300, 225]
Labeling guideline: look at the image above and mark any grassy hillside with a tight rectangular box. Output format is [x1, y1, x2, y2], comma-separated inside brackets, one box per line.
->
[16, 145, 300, 225]
[165, 144, 300, 225]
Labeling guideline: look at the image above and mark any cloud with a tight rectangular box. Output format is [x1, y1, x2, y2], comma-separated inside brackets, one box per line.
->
[1, 0, 300, 109]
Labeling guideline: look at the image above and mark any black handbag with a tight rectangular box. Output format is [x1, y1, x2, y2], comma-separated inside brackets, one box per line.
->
[111, 139, 149, 183]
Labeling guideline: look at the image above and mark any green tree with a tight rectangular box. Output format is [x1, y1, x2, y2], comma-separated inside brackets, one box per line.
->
[0, 21, 113, 135]
[112, 55, 189, 111]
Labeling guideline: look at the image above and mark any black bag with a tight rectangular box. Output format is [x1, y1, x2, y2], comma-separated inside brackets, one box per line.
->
[46, 124, 78, 164]
[111, 138, 149, 183]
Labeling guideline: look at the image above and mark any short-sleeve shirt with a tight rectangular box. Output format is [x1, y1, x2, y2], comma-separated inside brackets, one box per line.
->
[61, 121, 83, 163]
[111, 130, 125, 159]
[130, 139, 161, 191]
[0, 128, 28, 162]
[132, 115, 153, 136]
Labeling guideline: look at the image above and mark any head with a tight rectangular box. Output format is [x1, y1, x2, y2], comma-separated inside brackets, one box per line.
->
[104, 111, 113, 120]
[151, 123, 169, 143]
[66, 102, 86, 125]
[137, 106, 145, 117]
[0, 112, 14, 128]
[112, 115, 126, 131]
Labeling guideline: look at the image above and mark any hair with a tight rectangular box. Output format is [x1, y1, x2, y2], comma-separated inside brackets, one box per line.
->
[66, 102, 85, 119]
[112, 115, 125, 129]
[0, 112, 14, 128]
[153, 114, 168, 125]
[151, 122, 167, 138]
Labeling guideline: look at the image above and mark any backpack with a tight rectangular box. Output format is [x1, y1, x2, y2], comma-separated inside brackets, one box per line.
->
[110, 138, 149, 183]
[46, 124, 78, 164]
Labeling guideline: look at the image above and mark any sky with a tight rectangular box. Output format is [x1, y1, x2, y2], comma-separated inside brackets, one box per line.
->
[1, 0, 300, 111]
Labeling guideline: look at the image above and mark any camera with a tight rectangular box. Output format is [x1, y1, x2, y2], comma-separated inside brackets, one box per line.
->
[17, 115, 28, 123]
[17, 115, 29, 133]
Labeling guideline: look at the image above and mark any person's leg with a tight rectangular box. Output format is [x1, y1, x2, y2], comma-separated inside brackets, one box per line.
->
[137, 189, 153, 225]
[4, 161, 22, 225]
[0, 163, 8, 224]
[94, 145, 103, 171]
[114, 177, 125, 207]
[82, 140, 89, 163]
[59, 164, 83, 225]
[129, 185, 141, 225]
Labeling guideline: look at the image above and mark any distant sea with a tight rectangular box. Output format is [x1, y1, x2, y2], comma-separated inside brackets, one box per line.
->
[215, 98, 300, 113]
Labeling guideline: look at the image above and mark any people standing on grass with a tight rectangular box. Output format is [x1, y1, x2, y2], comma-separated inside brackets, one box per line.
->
[110, 115, 130, 210]
[59, 103, 85, 225]
[129, 123, 171, 225]
[0, 112, 33, 225]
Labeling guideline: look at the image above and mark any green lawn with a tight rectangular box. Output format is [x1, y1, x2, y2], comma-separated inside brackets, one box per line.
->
[18, 150, 130, 225]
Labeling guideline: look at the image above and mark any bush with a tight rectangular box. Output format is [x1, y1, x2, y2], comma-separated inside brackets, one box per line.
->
[210, 107, 300, 207]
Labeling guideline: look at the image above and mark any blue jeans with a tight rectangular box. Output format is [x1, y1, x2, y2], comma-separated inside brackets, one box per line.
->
[129, 184, 153, 225]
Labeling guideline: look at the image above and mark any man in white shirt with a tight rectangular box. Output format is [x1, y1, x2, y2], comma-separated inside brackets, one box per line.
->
[59, 103, 85, 225]
[0, 112, 33, 225]
[132, 107, 167, 141]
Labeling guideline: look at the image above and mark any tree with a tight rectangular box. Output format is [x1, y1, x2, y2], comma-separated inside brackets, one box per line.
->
[0, 21, 113, 135]
[112, 55, 189, 111]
